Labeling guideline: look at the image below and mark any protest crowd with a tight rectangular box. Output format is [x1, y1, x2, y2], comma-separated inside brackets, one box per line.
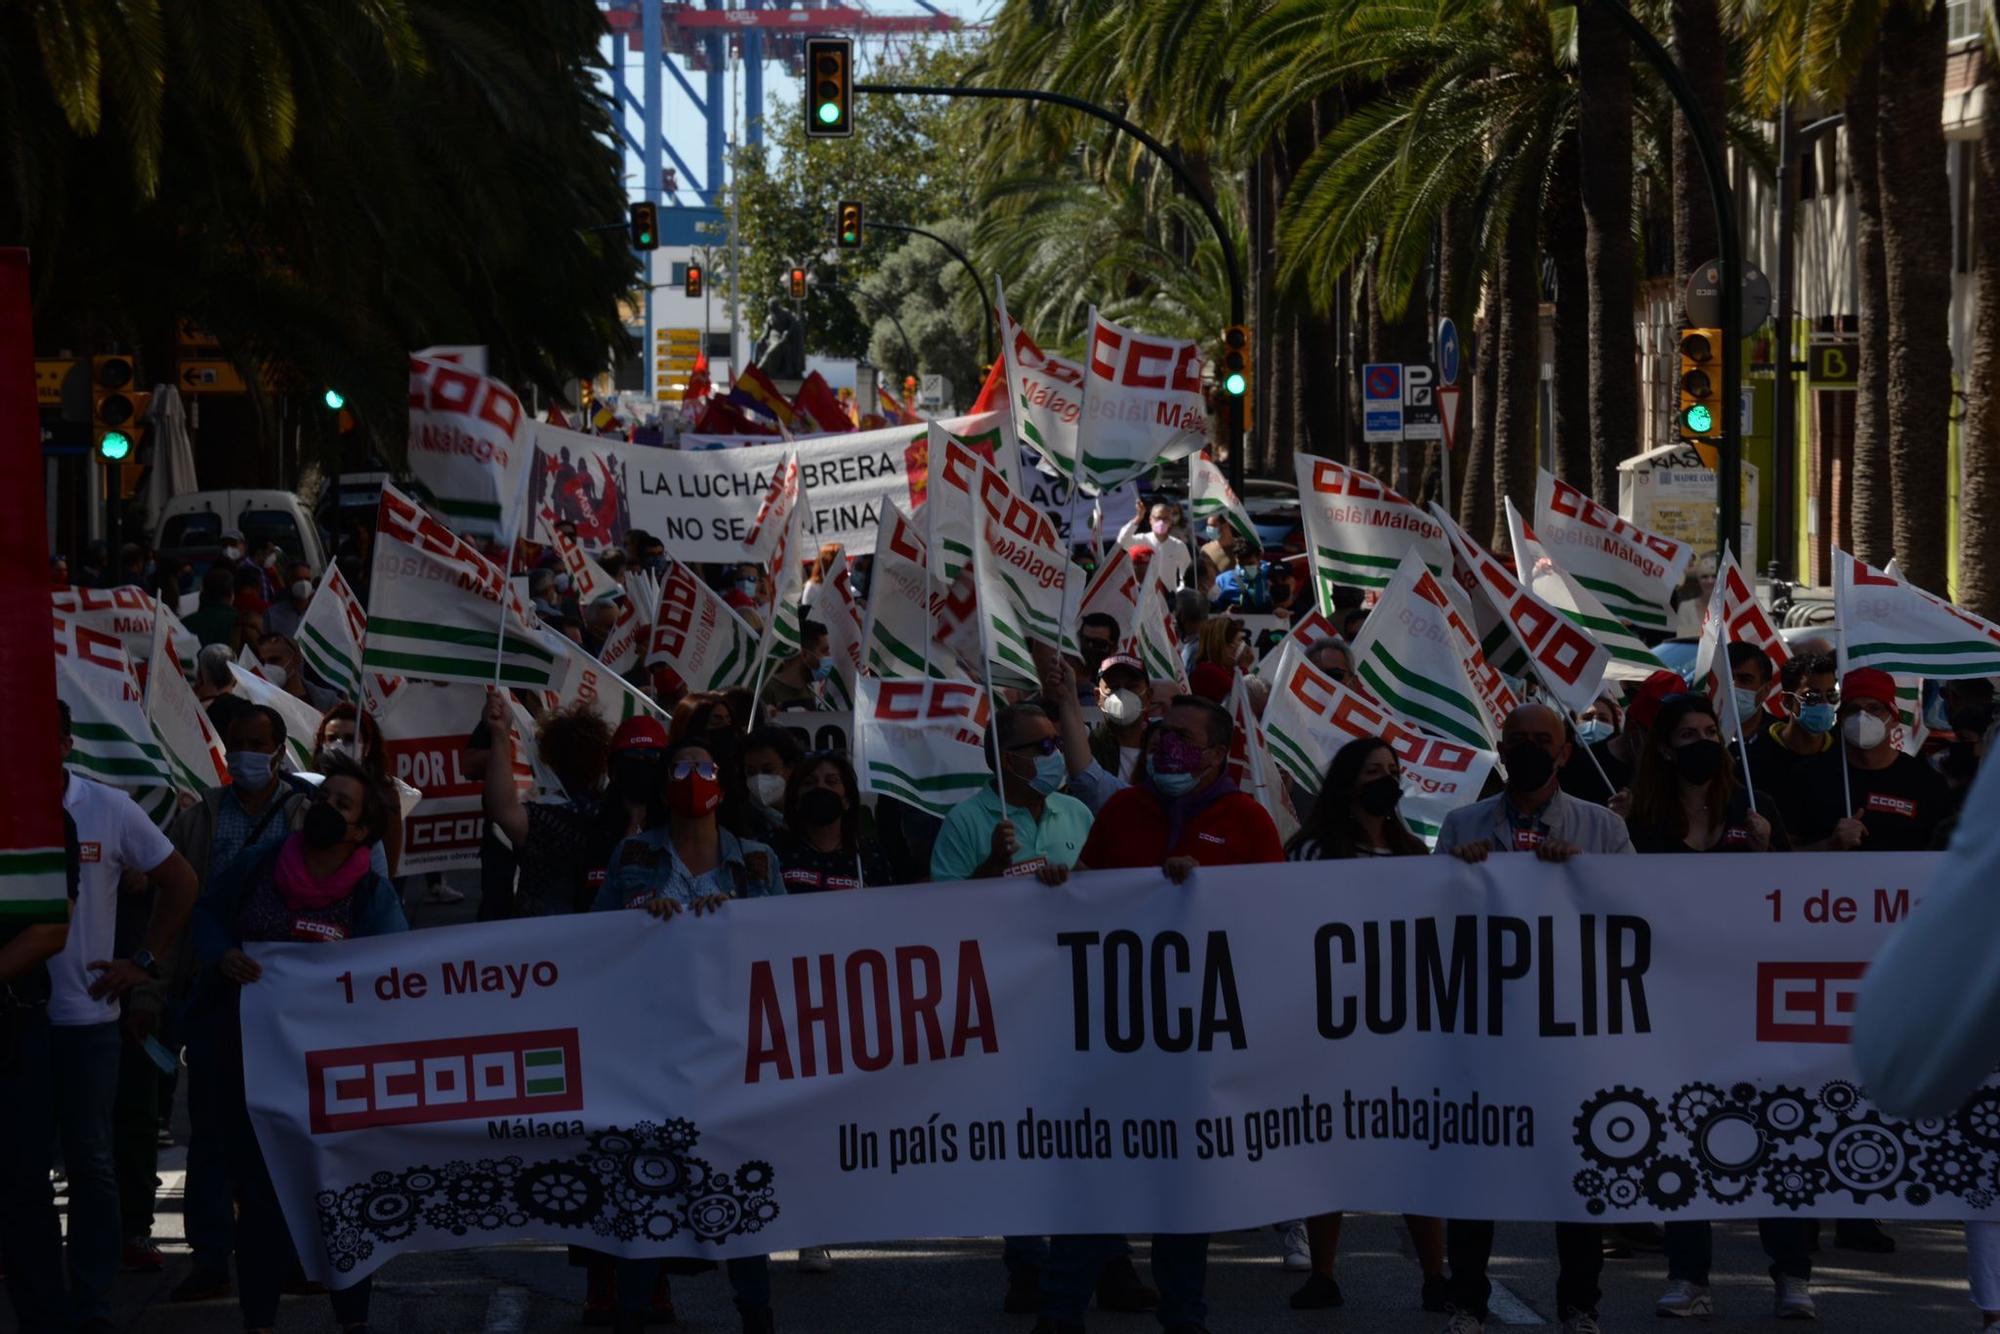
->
[11, 347, 2000, 1334]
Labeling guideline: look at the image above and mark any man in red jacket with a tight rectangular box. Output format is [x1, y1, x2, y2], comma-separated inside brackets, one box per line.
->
[1078, 694, 1285, 877]
[1036, 694, 1282, 1334]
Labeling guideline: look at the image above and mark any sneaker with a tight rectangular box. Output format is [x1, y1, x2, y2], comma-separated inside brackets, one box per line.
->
[1774, 1275, 1817, 1321]
[1004, 1265, 1042, 1316]
[1280, 1219, 1311, 1271]
[1656, 1280, 1712, 1318]
[424, 880, 466, 904]
[170, 1268, 232, 1302]
[121, 1238, 165, 1272]
[1833, 1220, 1894, 1254]
[1443, 1311, 1485, 1333]
[796, 1245, 832, 1273]
[1559, 1314, 1602, 1334]
[1421, 1275, 1452, 1313]
[1290, 1273, 1343, 1309]
[156, 1122, 176, 1147]
[1095, 1254, 1158, 1312]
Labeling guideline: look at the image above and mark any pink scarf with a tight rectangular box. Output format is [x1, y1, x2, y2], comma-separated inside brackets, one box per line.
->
[273, 833, 371, 912]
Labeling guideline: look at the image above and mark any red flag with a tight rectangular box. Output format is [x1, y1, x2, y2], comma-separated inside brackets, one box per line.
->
[692, 396, 780, 436]
[546, 404, 571, 429]
[685, 350, 712, 404]
[970, 356, 1006, 415]
[791, 370, 855, 434]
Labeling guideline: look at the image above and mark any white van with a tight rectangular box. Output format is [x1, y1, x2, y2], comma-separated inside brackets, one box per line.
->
[154, 490, 327, 576]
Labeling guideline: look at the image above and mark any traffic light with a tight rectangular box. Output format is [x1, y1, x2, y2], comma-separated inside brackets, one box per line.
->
[684, 262, 703, 299]
[91, 355, 146, 462]
[836, 200, 864, 249]
[788, 267, 808, 301]
[629, 200, 659, 251]
[1678, 327, 1722, 463]
[1219, 325, 1250, 398]
[804, 37, 854, 138]
[322, 388, 346, 411]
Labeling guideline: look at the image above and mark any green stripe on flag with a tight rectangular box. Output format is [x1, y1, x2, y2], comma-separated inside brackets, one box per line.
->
[1357, 656, 1488, 749]
[1264, 724, 1320, 788]
[1847, 639, 2000, 663]
[872, 622, 949, 677]
[1848, 658, 2000, 678]
[865, 759, 990, 794]
[1315, 545, 1401, 571]
[705, 635, 748, 691]
[1573, 575, 1668, 627]
[0, 850, 68, 876]
[360, 648, 553, 686]
[299, 623, 359, 693]
[368, 616, 556, 663]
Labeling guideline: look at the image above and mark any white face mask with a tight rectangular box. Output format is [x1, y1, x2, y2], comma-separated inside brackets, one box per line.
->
[747, 772, 787, 810]
[320, 738, 359, 765]
[223, 545, 244, 562]
[291, 579, 313, 601]
[1844, 712, 1888, 750]
[1101, 688, 1144, 725]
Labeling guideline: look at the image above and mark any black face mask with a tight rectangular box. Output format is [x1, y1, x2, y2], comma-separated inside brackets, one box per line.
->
[1079, 639, 1113, 669]
[1671, 738, 1726, 785]
[611, 756, 660, 806]
[796, 786, 846, 829]
[1356, 775, 1402, 817]
[1502, 743, 1556, 794]
[302, 799, 352, 851]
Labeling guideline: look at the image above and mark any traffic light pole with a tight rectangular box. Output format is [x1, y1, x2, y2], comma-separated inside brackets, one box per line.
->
[853, 81, 1247, 491]
[1588, 0, 1739, 568]
[867, 221, 997, 364]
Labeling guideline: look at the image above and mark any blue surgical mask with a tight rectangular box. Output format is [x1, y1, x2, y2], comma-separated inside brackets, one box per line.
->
[1575, 719, 1613, 747]
[1029, 750, 1068, 796]
[1732, 687, 1764, 723]
[812, 659, 834, 682]
[737, 579, 759, 597]
[1147, 756, 1199, 797]
[227, 749, 275, 789]
[1796, 702, 1837, 735]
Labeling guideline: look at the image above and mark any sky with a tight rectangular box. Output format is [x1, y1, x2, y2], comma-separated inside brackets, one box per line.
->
[601, 1, 993, 210]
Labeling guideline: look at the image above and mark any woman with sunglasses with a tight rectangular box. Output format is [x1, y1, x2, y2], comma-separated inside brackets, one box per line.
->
[1277, 737, 1449, 1314]
[1624, 694, 1812, 1321]
[591, 736, 782, 1333]
[771, 751, 898, 894]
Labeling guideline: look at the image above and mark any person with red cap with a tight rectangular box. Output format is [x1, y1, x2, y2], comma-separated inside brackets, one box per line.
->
[1793, 666, 1960, 853]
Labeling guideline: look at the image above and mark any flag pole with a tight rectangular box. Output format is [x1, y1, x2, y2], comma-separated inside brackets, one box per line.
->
[970, 500, 1008, 786]
[490, 457, 535, 687]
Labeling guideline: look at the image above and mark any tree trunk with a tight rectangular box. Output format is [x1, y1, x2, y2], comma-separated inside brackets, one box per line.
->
[1299, 307, 1341, 467]
[1577, 1, 1640, 504]
[1847, 54, 1896, 566]
[1437, 197, 1477, 521]
[1461, 264, 1500, 545]
[1548, 133, 1593, 488]
[1961, 51, 2000, 617]
[1671, 0, 1726, 284]
[1494, 195, 1542, 552]
[1875, 0, 1954, 592]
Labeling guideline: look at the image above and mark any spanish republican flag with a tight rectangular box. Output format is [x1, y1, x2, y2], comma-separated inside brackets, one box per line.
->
[877, 383, 915, 425]
[727, 363, 798, 431]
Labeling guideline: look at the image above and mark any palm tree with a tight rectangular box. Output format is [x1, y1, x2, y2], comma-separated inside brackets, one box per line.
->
[1961, 13, 1999, 617]
[1547, 132, 1593, 487]
[1845, 54, 1896, 567]
[1575, 1, 1638, 505]
[1670, 0, 1728, 280]
[1873, 0, 1953, 593]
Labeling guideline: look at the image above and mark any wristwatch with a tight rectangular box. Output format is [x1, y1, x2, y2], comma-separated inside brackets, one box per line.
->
[131, 949, 161, 979]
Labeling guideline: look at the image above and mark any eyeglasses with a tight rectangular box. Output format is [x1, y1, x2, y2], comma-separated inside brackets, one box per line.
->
[1791, 689, 1841, 706]
[671, 760, 718, 781]
[1327, 667, 1349, 682]
[1007, 737, 1060, 756]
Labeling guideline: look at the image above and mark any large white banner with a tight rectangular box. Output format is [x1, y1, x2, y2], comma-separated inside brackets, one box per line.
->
[1075, 310, 1208, 494]
[243, 853, 1989, 1291]
[408, 355, 532, 542]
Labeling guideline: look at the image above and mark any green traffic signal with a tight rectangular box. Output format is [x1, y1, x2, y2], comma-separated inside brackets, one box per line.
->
[817, 100, 841, 125]
[323, 388, 346, 410]
[1223, 370, 1248, 396]
[1684, 403, 1713, 434]
[99, 430, 132, 462]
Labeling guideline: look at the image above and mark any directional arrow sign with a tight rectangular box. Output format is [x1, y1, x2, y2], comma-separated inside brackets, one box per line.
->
[1437, 318, 1461, 387]
[178, 359, 246, 394]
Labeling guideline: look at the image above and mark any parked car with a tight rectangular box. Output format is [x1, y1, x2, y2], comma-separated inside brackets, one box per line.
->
[154, 489, 327, 577]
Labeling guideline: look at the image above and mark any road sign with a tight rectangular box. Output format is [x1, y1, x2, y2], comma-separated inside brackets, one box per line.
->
[175, 318, 221, 351]
[1401, 364, 1441, 441]
[1684, 260, 1772, 331]
[1807, 339, 1858, 389]
[1361, 362, 1403, 443]
[1436, 383, 1464, 453]
[34, 358, 74, 407]
[918, 373, 952, 409]
[178, 359, 246, 394]
[1437, 318, 1461, 387]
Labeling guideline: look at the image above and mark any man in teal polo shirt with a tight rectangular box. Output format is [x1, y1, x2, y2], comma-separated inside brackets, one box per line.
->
[930, 703, 1093, 884]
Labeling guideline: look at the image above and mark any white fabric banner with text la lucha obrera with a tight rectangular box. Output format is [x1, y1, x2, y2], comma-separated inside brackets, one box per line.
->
[242, 853, 1990, 1289]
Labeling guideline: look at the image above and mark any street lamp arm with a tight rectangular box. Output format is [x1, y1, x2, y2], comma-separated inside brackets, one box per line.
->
[854, 80, 1247, 489]
[866, 219, 997, 364]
